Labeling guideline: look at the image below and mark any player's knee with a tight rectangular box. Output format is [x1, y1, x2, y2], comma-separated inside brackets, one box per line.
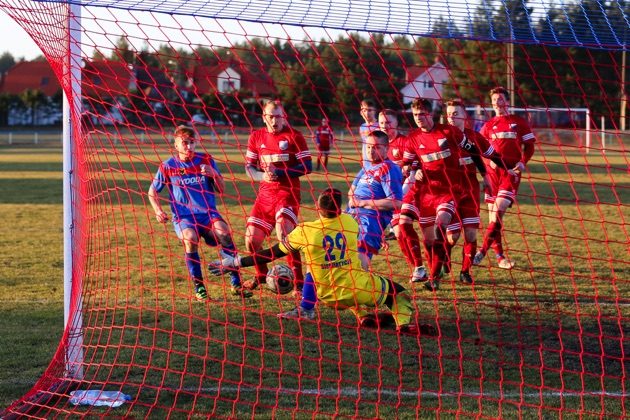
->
[182, 240, 198, 253]
[215, 233, 234, 248]
[447, 231, 460, 245]
[464, 228, 477, 243]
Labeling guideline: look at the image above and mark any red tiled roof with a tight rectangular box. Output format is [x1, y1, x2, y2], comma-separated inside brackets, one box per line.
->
[0, 60, 61, 96]
[82, 60, 134, 98]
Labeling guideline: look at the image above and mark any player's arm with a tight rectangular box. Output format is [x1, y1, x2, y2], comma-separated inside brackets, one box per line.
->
[515, 121, 536, 172]
[208, 243, 288, 274]
[272, 132, 313, 178]
[458, 135, 507, 175]
[148, 168, 169, 223]
[202, 158, 225, 193]
[520, 141, 535, 167]
[244, 133, 266, 182]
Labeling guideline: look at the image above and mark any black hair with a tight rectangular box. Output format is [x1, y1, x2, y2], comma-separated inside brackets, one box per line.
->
[318, 188, 343, 218]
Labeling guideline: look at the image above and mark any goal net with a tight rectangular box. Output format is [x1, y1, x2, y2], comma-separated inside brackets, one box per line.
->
[1, 0, 628, 418]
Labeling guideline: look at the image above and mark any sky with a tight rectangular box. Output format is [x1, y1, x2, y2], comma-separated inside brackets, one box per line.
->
[0, 0, 563, 62]
[0, 11, 42, 60]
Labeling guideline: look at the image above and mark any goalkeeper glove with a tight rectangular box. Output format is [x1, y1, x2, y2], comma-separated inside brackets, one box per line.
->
[208, 253, 241, 276]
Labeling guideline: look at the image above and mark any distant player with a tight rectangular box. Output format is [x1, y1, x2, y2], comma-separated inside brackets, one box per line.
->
[243, 100, 312, 293]
[474, 87, 536, 269]
[347, 130, 403, 269]
[445, 99, 497, 284]
[209, 188, 436, 336]
[400, 98, 504, 291]
[314, 118, 334, 171]
[148, 125, 251, 300]
[359, 99, 379, 166]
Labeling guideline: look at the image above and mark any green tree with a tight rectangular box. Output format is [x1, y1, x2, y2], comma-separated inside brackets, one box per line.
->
[19, 89, 46, 125]
[0, 93, 18, 126]
[111, 36, 134, 64]
[0, 52, 15, 74]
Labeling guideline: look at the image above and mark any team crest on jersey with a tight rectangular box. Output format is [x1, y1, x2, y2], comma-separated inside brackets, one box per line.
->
[278, 139, 289, 150]
[392, 148, 400, 158]
[179, 168, 186, 175]
[438, 138, 448, 150]
[510, 123, 517, 129]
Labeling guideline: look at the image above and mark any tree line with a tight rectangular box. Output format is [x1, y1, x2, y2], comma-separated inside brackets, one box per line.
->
[1, 0, 628, 127]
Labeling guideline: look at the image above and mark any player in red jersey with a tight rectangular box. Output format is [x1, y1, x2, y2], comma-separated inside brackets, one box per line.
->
[445, 99, 498, 285]
[474, 87, 536, 269]
[314, 118, 334, 171]
[399, 98, 504, 292]
[378, 109, 427, 281]
[243, 100, 312, 293]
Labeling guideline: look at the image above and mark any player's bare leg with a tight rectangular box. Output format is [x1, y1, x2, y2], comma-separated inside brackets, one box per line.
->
[397, 216, 427, 283]
[423, 211, 452, 292]
[213, 220, 252, 298]
[276, 217, 304, 296]
[490, 197, 514, 268]
[475, 198, 513, 268]
[243, 225, 268, 290]
[181, 228, 208, 300]
[460, 227, 477, 284]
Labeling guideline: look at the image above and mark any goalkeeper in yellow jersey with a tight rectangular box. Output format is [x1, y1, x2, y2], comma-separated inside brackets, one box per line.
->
[209, 188, 435, 335]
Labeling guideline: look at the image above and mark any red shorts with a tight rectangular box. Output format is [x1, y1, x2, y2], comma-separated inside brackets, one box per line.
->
[400, 184, 422, 221]
[247, 188, 300, 234]
[457, 180, 481, 228]
[484, 165, 521, 205]
[317, 140, 330, 153]
[400, 184, 457, 229]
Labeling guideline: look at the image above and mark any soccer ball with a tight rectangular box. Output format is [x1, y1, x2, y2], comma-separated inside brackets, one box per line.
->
[265, 264, 294, 295]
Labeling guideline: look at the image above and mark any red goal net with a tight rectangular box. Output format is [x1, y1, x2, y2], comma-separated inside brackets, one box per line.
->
[1, 0, 628, 418]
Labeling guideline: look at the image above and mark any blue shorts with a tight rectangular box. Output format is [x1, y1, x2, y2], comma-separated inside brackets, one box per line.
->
[173, 210, 224, 245]
[352, 211, 389, 257]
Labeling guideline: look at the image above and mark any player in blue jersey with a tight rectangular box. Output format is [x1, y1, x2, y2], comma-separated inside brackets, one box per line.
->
[148, 125, 252, 301]
[347, 130, 403, 269]
[359, 99, 379, 167]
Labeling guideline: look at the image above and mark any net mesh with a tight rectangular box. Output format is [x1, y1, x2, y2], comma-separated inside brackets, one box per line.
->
[1, 0, 628, 418]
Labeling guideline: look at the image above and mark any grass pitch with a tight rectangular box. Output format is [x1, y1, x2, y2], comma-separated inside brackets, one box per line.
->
[0, 131, 628, 418]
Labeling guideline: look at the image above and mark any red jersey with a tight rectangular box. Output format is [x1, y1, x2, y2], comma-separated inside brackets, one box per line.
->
[387, 134, 408, 168]
[403, 123, 465, 192]
[480, 114, 535, 168]
[460, 128, 494, 180]
[246, 127, 311, 192]
[316, 125, 333, 143]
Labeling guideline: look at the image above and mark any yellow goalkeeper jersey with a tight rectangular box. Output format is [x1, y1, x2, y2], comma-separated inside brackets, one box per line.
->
[279, 213, 388, 307]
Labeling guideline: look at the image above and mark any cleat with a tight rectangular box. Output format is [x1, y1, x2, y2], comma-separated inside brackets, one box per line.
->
[194, 284, 209, 301]
[410, 266, 428, 283]
[397, 323, 437, 336]
[497, 257, 515, 269]
[230, 285, 253, 298]
[459, 271, 474, 284]
[384, 231, 397, 241]
[277, 306, 315, 320]
[472, 251, 486, 266]
[242, 278, 262, 291]
[359, 314, 378, 329]
[423, 279, 440, 292]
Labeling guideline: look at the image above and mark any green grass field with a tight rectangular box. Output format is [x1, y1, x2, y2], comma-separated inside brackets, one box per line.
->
[0, 132, 628, 418]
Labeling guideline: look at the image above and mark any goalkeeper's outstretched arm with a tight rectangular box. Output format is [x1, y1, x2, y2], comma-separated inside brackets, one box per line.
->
[209, 244, 288, 274]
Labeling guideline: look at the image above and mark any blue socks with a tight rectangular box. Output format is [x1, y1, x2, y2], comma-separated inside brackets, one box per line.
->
[300, 272, 317, 310]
